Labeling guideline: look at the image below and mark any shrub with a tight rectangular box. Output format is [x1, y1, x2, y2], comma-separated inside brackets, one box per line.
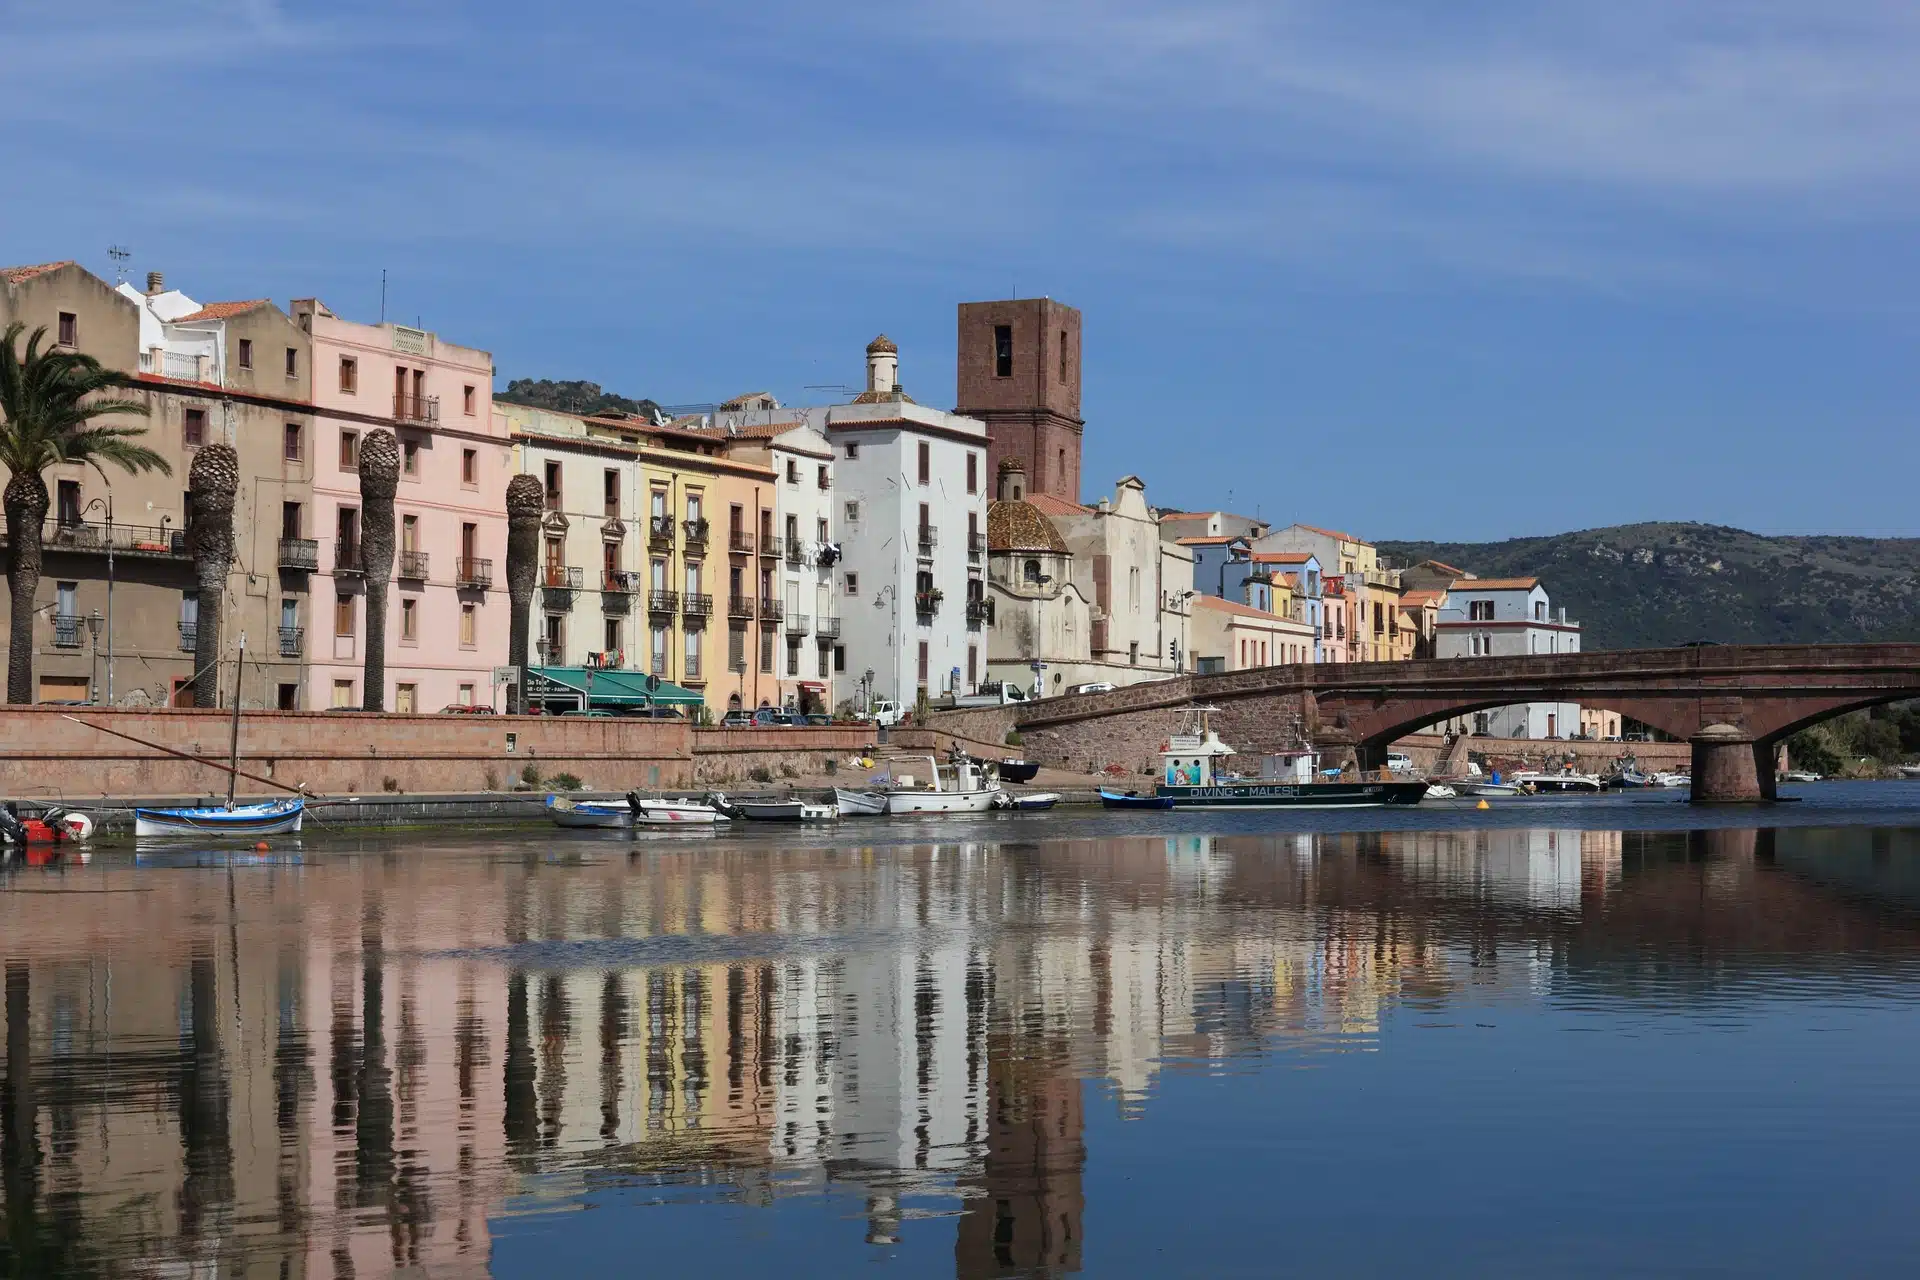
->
[779, 763, 799, 779]
[549, 771, 583, 791]
[521, 762, 543, 786]
[748, 765, 773, 784]
[1005, 729, 1024, 746]
[482, 767, 500, 791]
[381, 776, 400, 793]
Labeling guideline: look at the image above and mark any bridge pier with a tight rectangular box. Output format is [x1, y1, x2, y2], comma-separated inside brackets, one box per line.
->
[1689, 723, 1773, 803]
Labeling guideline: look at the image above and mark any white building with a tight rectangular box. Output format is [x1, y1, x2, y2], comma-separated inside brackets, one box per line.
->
[1434, 577, 1583, 740]
[1048, 475, 1194, 679]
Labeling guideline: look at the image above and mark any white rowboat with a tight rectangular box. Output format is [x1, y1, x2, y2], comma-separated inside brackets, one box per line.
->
[834, 788, 889, 817]
[134, 798, 305, 839]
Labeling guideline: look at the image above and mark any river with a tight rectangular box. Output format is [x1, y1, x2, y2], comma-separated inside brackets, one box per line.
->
[6, 783, 1920, 1276]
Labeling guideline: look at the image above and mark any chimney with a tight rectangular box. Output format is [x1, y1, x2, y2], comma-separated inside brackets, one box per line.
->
[864, 334, 898, 396]
[145, 271, 165, 295]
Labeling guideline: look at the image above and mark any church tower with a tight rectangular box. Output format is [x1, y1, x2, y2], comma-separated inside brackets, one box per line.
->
[954, 298, 1083, 503]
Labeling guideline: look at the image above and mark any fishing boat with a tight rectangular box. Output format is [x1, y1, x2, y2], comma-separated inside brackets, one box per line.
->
[1099, 789, 1175, 810]
[834, 787, 890, 817]
[1150, 707, 1427, 809]
[996, 759, 1041, 784]
[134, 797, 306, 839]
[884, 752, 1002, 815]
[1511, 771, 1605, 794]
[735, 797, 838, 822]
[546, 794, 632, 829]
[626, 792, 729, 824]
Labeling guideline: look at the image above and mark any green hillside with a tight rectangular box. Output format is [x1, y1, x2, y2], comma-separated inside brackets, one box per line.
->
[1378, 522, 1920, 651]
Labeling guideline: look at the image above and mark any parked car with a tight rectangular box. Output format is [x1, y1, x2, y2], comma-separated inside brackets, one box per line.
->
[868, 698, 905, 727]
[1066, 681, 1116, 695]
[803, 713, 833, 726]
[439, 703, 496, 714]
[720, 710, 755, 728]
[753, 707, 801, 727]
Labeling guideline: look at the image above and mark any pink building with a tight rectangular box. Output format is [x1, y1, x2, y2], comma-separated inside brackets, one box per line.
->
[292, 300, 511, 711]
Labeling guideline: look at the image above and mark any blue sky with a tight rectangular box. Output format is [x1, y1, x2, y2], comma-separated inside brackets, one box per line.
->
[6, 0, 1916, 539]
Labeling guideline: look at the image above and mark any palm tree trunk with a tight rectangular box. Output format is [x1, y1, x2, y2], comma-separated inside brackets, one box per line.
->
[3, 472, 47, 705]
[505, 474, 545, 715]
[357, 430, 400, 713]
[188, 445, 238, 708]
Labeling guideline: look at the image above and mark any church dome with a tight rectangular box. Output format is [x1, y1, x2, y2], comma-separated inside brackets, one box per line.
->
[988, 499, 1068, 554]
[865, 333, 898, 355]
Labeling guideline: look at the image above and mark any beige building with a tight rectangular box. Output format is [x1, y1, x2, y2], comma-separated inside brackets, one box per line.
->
[984, 476, 1092, 694]
[1253, 523, 1404, 663]
[1189, 593, 1316, 674]
[0, 260, 315, 708]
[1045, 474, 1194, 679]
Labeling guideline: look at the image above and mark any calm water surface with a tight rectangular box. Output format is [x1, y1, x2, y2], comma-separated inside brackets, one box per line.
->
[8, 784, 1920, 1277]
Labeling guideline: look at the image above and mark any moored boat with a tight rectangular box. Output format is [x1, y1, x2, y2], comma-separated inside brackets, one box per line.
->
[547, 794, 632, 829]
[834, 788, 889, 817]
[1151, 707, 1427, 809]
[1099, 789, 1175, 810]
[996, 759, 1041, 784]
[1511, 771, 1605, 794]
[1424, 783, 1457, 800]
[884, 752, 1001, 815]
[1450, 779, 1524, 797]
[134, 798, 305, 839]
[625, 792, 729, 824]
[736, 798, 838, 822]
[1010, 792, 1061, 810]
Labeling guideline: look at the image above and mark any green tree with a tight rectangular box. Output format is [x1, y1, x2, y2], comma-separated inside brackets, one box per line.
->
[0, 323, 169, 704]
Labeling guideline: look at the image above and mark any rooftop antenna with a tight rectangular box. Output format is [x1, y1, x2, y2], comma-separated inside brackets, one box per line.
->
[107, 245, 130, 284]
[379, 268, 387, 324]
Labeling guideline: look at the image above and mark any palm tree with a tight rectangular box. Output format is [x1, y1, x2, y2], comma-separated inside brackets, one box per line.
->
[505, 473, 544, 714]
[186, 443, 238, 707]
[357, 429, 399, 712]
[0, 322, 168, 704]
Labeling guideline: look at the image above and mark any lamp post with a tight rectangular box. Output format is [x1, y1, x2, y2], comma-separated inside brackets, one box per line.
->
[82, 493, 114, 703]
[85, 610, 103, 703]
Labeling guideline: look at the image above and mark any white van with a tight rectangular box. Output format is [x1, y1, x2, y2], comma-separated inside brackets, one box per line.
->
[1386, 752, 1415, 773]
[1067, 681, 1116, 695]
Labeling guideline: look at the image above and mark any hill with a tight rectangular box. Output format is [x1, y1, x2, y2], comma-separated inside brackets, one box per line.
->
[496, 378, 661, 421]
[1378, 522, 1920, 651]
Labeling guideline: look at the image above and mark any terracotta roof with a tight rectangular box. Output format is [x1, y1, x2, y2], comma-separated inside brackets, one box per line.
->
[1418, 559, 1468, 575]
[1251, 551, 1315, 564]
[173, 299, 270, 323]
[1023, 492, 1090, 516]
[0, 261, 75, 285]
[717, 391, 778, 411]
[685, 421, 785, 440]
[1401, 589, 1446, 606]
[1291, 522, 1371, 546]
[1174, 535, 1237, 546]
[1453, 577, 1539, 591]
[988, 499, 1069, 553]
[1195, 595, 1301, 623]
[865, 333, 897, 355]
[849, 388, 917, 405]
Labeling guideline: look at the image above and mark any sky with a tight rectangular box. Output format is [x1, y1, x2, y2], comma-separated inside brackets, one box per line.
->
[4, 0, 1916, 540]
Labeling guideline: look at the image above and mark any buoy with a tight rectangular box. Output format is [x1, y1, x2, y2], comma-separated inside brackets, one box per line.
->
[256, 841, 270, 852]
[1476, 799, 1490, 810]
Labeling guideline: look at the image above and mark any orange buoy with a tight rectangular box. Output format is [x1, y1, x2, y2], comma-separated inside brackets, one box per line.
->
[256, 841, 270, 852]
[1475, 799, 1490, 810]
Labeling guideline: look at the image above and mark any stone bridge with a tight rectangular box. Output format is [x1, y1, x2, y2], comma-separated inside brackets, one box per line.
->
[943, 644, 1920, 802]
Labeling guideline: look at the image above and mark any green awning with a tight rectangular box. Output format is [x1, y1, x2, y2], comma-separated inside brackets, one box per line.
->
[524, 666, 704, 708]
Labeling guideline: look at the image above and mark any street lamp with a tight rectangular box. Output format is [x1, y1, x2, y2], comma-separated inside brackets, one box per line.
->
[81, 493, 114, 703]
[85, 610, 103, 703]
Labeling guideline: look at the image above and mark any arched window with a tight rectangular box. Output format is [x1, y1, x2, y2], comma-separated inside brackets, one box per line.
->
[1024, 558, 1041, 583]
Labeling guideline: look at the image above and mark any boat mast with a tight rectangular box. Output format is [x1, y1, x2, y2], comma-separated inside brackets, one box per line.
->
[225, 632, 245, 810]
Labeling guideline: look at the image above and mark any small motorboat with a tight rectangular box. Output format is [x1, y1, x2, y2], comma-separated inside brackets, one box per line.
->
[134, 798, 304, 839]
[626, 792, 728, 824]
[1779, 769, 1822, 784]
[1423, 783, 1457, 800]
[1010, 792, 1060, 811]
[547, 794, 632, 829]
[1099, 789, 1174, 810]
[0, 803, 92, 847]
[735, 797, 838, 822]
[1652, 772, 1691, 789]
[1899, 764, 1920, 779]
[834, 788, 889, 817]
[996, 759, 1041, 784]
[1511, 772, 1605, 794]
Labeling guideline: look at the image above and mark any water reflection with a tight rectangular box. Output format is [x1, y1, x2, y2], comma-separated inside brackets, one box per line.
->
[4, 824, 1920, 1277]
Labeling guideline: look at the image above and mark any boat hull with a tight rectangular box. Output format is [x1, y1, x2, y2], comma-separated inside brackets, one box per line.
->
[1099, 790, 1175, 810]
[737, 801, 837, 822]
[1450, 781, 1524, 797]
[886, 789, 999, 815]
[1154, 780, 1429, 809]
[834, 788, 889, 817]
[634, 802, 725, 824]
[134, 799, 305, 839]
[1011, 793, 1060, 810]
[546, 796, 632, 829]
[997, 760, 1041, 784]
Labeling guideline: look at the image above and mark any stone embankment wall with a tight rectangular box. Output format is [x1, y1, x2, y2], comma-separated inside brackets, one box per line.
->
[0, 706, 690, 800]
[691, 727, 880, 784]
[1390, 732, 1691, 775]
[1007, 694, 1313, 776]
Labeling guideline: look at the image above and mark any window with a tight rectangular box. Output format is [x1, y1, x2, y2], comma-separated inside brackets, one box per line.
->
[400, 597, 417, 642]
[401, 513, 418, 554]
[786, 459, 799, 484]
[759, 627, 775, 674]
[339, 356, 357, 393]
[238, 338, 254, 369]
[818, 643, 830, 678]
[833, 645, 846, 673]
[603, 470, 619, 518]
[395, 682, 416, 713]
[461, 448, 477, 487]
[917, 441, 930, 486]
[786, 638, 801, 677]
[684, 628, 701, 678]
[284, 346, 297, 377]
[1060, 329, 1068, 382]
[544, 461, 562, 511]
[818, 464, 829, 489]
[56, 480, 80, 528]
[1057, 448, 1065, 485]
[402, 439, 419, 476]
[334, 594, 355, 636]
[281, 501, 301, 539]
[1129, 566, 1140, 611]
[845, 441, 859, 460]
[184, 408, 206, 447]
[457, 683, 474, 706]
[544, 613, 565, 663]
[966, 453, 977, 494]
[1469, 599, 1493, 621]
[57, 312, 76, 347]
[967, 644, 978, 685]
[845, 572, 859, 596]
[463, 385, 476, 415]
[283, 421, 303, 461]
[728, 625, 745, 671]
[340, 429, 359, 469]
[278, 684, 298, 711]
[460, 602, 476, 647]
[686, 491, 703, 524]
[685, 560, 702, 596]
[604, 617, 621, 655]
[817, 517, 829, 543]
[993, 324, 1012, 377]
[1129, 641, 1139, 665]
[1535, 600, 1547, 621]
[332, 679, 354, 709]
[845, 500, 860, 524]
[917, 640, 930, 684]
[785, 513, 798, 549]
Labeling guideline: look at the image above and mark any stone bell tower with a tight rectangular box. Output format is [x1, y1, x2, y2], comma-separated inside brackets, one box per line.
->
[955, 298, 1083, 503]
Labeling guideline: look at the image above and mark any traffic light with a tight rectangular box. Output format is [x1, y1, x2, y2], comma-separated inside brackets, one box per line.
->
[1168, 641, 1178, 660]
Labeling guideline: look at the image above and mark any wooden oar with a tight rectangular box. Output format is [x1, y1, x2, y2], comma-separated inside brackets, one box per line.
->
[61, 715, 318, 800]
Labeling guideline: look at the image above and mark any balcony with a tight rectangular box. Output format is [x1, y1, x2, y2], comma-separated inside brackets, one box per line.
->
[278, 626, 303, 658]
[815, 615, 840, 640]
[334, 539, 363, 575]
[914, 590, 943, 620]
[648, 515, 676, 548]
[682, 655, 703, 683]
[397, 549, 429, 579]
[647, 590, 679, 615]
[394, 393, 439, 426]
[966, 598, 992, 628]
[682, 594, 713, 626]
[602, 569, 637, 594]
[51, 615, 83, 649]
[601, 588, 632, 615]
[31, 518, 187, 559]
[176, 620, 196, 652]
[785, 541, 804, 567]
[277, 537, 318, 571]
[786, 613, 810, 636]
[968, 531, 986, 563]
[728, 529, 754, 554]
[759, 535, 782, 560]
[683, 517, 710, 548]
[758, 598, 783, 622]
[917, 526, 938, 555]
[649, 651, 668, 677]
[543, 564, 581, 610]
[727, 596, 755, 620]
[455, 557, 492, 589]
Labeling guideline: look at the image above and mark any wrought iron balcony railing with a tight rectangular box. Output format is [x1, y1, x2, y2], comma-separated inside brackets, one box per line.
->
[759, 536, 782, 559]
[175, 620, 196, 652]
[758, 598, 784, 622]
[30, 518, 188, 559]
[649, 515, 676, 546]
[602, 570, 637, 593]
[682, 593, 714, 620]
[278, 626, 303, 657]
[333, 539, 363, 574]
[785, 613, 810, 635]
[917, 525, 938, 554]
[647, 590, 679, 615]
[397, 550, 429, 579]
[815, 616, 840, 639]
[727, 595, 754, 619]
[51, 615, 84, 649]
[543, 565, 583, 589]
[728, 529, 754, 554]
[455, 557, 492, 588]
[278, 537, 319, 570]
[967, 531, 986, 562]
[393, 393, 439, 426]
[683, 517, 710, 547]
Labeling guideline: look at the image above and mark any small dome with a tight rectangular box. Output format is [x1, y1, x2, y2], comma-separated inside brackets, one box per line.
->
[865, 334, 898, 355]
[988, 499, 1069, 554]
[998, 457, 1026, 473]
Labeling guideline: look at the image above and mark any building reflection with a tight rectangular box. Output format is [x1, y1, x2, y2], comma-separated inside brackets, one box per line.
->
[3, 824, 1920, 1277]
